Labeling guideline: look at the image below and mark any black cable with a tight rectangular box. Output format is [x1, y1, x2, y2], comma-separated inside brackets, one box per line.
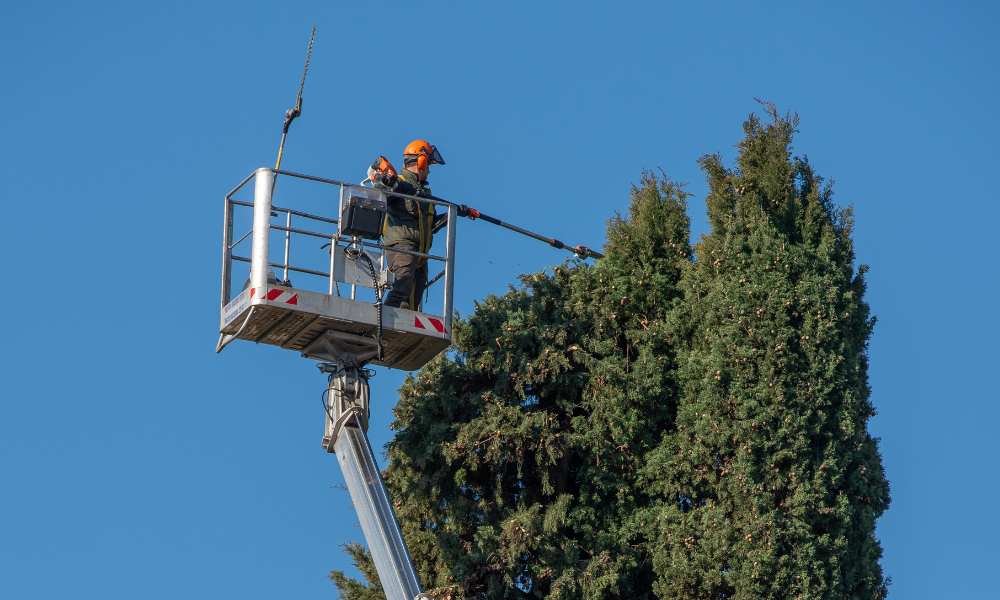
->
[345, 247, 384, 361]
[321, 385, 337, 424]
[320, 368, 375, 434]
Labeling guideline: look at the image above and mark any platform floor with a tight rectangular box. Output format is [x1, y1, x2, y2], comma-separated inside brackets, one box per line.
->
[221, 285, 451, 371]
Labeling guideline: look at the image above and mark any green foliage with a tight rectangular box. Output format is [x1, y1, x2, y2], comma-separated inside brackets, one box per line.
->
[330, 543, 385, 600]
[332, 107, 889, 599]
[644, 104, 889, 599]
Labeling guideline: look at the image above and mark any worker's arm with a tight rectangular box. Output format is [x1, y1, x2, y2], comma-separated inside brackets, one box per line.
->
[432, 210, 448, 233]
[431, 203, 473, 233]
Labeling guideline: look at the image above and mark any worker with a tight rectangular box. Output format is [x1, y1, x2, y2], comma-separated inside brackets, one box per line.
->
[368, 139, 446, 311]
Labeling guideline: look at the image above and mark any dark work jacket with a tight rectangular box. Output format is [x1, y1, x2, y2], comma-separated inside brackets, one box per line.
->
[381, 169, 436, 252]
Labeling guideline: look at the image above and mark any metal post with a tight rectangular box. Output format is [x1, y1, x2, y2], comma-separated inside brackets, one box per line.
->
[221, 195, 234, 309]
[282, 209, 292, 284]
[251, 168, 275, 292]
[442, 204, 457, 333]
[328, 236, 337, 295]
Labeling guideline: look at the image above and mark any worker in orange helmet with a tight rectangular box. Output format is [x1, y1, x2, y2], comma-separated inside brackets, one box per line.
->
[369, 139, 446, 310]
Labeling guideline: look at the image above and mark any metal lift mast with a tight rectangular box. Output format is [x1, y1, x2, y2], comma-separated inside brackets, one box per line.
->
[321, 353, 425, 600]
[220, 166, 453, 600]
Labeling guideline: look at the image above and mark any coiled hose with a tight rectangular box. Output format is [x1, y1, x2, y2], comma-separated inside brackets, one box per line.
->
[345, 247, 384, 361]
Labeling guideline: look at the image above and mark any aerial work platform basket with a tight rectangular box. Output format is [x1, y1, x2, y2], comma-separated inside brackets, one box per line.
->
[217, 167, 456, 371]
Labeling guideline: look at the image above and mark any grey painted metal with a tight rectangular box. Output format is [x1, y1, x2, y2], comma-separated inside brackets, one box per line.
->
[230, 255, 329, 278]
[221, 194, 233, 308]
[334, 426, 424, 600]
[443, 204, 457, 333]
[271, 202, 339, 225]
[251, 168, 274, 292]
[358, 239, 445, 262]
[217, 172, 253, 352]
[225, 171, 257, 201]
[332, 246, 391, 289]
[282, 314, 321, 349]
[270, 223, 335, 240]
[229, 228, 252, 250]
[282, 210, 292, 283]
[254, 311, 294, 343]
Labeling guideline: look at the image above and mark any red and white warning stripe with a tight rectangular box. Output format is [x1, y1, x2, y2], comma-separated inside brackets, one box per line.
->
[412, 314, 446, 334]
[249, 287, 298, 305]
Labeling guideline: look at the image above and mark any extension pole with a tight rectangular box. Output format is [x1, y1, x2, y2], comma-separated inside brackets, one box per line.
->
[469, 208, 604, 259]
[427, 195, 604, 260]
[274, 25, 317, 172]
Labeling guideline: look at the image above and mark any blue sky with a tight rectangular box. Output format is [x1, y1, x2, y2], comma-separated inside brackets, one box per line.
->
[2, 1, 997, 598]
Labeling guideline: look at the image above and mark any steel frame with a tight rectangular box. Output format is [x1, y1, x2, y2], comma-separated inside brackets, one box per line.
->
[217, 167, 456, 369]
[221, 167, 456, 331]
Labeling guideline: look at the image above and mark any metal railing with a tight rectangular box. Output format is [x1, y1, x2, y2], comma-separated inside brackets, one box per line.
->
[221, 167, 457, 333]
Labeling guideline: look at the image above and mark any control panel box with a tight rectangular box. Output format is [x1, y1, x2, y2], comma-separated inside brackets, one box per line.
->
[340, 186, 387, 240]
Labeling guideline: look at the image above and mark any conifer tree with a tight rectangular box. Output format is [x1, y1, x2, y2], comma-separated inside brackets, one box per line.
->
[331, 107, 890, 599]
[643, 106, 889, 599]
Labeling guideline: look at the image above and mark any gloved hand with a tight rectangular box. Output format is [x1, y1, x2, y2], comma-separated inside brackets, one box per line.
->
[368, 156, 397, 187]
[457, 204, 479, 219]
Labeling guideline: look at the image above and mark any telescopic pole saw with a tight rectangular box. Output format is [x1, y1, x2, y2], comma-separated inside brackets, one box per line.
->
[430, 196, 604, 260]
[274, 25, 317, 171]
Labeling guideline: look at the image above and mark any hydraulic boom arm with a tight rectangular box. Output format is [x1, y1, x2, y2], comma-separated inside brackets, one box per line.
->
[321, 359, 428, 600]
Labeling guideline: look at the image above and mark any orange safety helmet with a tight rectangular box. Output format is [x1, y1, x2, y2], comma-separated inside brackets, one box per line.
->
[402, 139, 445, 171]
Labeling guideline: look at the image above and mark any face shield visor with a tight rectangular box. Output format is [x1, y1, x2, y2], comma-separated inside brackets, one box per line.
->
[404, 144, 445, 170]
[427, 145, 445, 165]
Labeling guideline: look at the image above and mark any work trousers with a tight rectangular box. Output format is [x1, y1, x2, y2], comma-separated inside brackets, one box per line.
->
[384, 242, 427, 311]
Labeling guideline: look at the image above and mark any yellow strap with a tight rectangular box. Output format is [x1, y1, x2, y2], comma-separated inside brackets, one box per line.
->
[426, 207, 434, 252]
[416, 203, 428, 255]
[416, 202, 423, 245]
